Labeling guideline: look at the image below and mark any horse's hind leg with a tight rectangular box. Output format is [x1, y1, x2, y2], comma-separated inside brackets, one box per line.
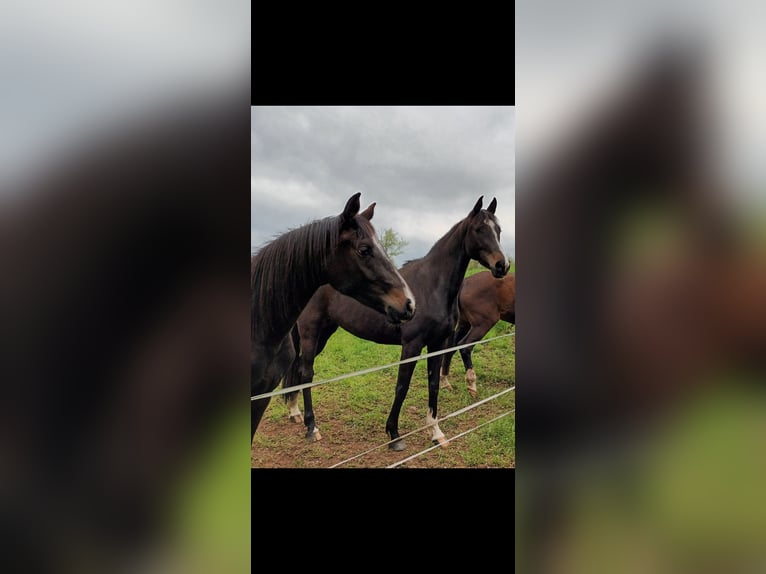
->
[441, 319, 470, 391]
[252, 336, 295, 441]
[458, 322, 493, 398]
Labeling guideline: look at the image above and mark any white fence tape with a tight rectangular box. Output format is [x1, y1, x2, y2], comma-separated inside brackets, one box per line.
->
[328, 386, 515, 467]
[251, 330, 515, 401]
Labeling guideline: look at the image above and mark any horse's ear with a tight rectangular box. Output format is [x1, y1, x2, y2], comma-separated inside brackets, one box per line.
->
[359, 202, 376, 221]
[471, 196, 484, 216]
[342, 192, 362, 222]
[487, 197, 497, 214]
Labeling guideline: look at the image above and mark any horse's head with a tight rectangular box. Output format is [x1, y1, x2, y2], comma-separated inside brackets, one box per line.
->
[464, 196, 509, 278]
[325, 193, 416, 324]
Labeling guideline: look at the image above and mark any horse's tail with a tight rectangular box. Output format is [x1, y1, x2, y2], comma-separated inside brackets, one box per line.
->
[452, 296, 462, 342]
[282, 324, 302, 404]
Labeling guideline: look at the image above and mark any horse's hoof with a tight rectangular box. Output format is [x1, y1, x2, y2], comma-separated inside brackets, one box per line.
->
[389, 439, 406, 451]
[289, 414, 303, 424]
[432, 436, 449, 448]
[306, 429, 322, 442]
[467, 387, 478, 398]
[440, 375, 453, 391]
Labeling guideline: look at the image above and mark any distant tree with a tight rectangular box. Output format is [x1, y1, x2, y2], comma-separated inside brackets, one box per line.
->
[380, 227, 408, 262]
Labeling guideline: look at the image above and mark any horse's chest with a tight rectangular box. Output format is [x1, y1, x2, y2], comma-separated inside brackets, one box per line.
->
[406, 312, 453, 342]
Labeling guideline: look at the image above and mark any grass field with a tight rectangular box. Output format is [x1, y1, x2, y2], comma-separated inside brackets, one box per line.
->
[251, 262, 515, 468]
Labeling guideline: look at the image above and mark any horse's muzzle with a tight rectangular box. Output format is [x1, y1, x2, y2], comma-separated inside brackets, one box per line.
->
[491, 259, 509, 278]
[386, 298, 415, 324]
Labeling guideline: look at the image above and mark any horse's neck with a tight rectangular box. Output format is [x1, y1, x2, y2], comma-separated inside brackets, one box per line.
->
[418, 222, 471, 306]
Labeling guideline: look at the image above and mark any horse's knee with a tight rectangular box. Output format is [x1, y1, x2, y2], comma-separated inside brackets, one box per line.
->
[299, 363, 314, 384]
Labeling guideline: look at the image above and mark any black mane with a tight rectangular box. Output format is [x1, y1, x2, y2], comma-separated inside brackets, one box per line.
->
[251, 215, 341, 337]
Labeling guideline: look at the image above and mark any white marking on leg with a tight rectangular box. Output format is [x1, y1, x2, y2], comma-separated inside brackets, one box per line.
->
[287, 395, 302, 422]
[427, 409, 445, 443]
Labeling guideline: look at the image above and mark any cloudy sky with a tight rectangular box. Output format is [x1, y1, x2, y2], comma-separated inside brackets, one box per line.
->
[251, 107, 515, 265]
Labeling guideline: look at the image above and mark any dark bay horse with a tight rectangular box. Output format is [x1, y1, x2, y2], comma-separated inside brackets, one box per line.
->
[440, 270, 515, 397]
[283, 196, 509, 450]
[251, 193, 415, 440]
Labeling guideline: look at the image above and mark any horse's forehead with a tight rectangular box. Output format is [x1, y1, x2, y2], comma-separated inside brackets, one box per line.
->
[481, 212, 500, 232]
[355, 218, 376, 238]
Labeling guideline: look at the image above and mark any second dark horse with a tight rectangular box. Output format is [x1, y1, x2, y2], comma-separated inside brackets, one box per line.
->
[284, 196, 509, 450]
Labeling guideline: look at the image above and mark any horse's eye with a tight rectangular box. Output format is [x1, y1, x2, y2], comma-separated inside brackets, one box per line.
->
[358, 245, 372, 257]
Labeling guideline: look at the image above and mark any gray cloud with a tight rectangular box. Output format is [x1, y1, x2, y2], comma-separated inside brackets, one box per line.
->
[251, 106, 515, 265]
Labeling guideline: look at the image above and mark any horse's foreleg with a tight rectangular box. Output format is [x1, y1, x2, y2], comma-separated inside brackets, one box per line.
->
[282, 341, 304, 423]
[386, 343, 420, 451]
[301, 387, 320, 441]
[299, 323, 337, 441]
[252, 337, 295, 441]
[282, 345, 319, 439]
[251, 344, 275, 440]
[427, 349, 448, 447]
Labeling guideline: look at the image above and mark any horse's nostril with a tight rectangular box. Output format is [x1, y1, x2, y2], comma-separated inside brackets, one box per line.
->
[406, 298, 414, 313]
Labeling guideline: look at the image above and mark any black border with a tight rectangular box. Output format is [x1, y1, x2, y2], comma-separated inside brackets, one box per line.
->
[252, 14, 515, 556]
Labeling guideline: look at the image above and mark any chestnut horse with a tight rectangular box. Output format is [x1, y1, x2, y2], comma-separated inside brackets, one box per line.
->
[440, 270, 515, 397]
